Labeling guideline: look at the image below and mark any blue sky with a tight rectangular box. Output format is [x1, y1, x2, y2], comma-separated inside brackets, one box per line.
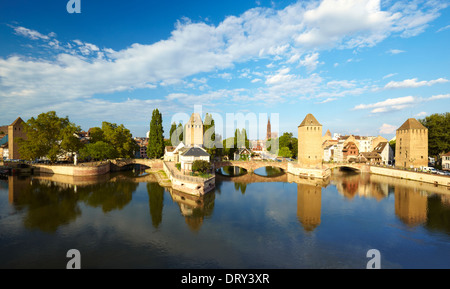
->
[1, 0, 449, 140]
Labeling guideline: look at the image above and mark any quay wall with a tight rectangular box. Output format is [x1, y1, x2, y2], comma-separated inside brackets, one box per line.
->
[163, 161, 215, 196]
[370, 166, 450, 187]
[34, 162, 110, 177]
[287, 162, 331, 179]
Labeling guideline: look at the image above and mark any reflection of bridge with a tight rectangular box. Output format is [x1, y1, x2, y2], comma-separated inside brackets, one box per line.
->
[213, 161, 288, 173]
[215, 172, 288, 183]
[323, 163, 369, 172]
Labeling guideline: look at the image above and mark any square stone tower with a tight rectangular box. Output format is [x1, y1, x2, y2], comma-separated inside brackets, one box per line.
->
[185, 113, 204, 147]
[8, 117, 26, 160]
[298, 114, 323, 168]
[395, 118, 428, 169]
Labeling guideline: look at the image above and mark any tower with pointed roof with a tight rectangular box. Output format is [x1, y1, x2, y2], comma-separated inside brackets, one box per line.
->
[8, 117, 26, 160]
[266, 117, 271, 140]
[395, 118, 428, 169]
[185, 113, 204, 147]
[298, 113, 323, 167]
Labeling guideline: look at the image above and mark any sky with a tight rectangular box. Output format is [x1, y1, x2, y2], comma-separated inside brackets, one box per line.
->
[0, 0, 449, 140]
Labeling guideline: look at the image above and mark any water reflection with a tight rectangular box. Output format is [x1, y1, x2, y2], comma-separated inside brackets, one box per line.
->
[168, 188, 215, 232]
[297, 183, 321, 232]
[6, 174, 138, 233]
[4, 170, 450, 236]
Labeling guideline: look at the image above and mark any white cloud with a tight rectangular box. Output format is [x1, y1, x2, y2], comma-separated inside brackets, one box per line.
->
[437, 25, 450, 33]
[298, 52, 320, 71]
[415, 111, 427, 117]
[12, 26, 51, 40]
[354, 95, 416, 113]
[387, 49, 405, 54]
[382, 73, 397, 79]
[265, 67, 293, 85]
[353, 93, 450, 114]
[384, 78, 449, 89]
[379, 123, 397, 134]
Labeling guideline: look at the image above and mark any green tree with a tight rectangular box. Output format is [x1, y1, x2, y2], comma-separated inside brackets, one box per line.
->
[276, 132, 298, 158]
[79, 141, 115, 161]
[278, 146, 293, 158]
[101, 122, 137, 158]
[419, 113, 450, 159]
[18, 111, 82, 162]
[147, 109, 165, 159]
[192, 160, 210, 174]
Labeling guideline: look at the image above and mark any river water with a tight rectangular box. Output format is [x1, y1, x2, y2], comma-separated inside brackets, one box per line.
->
[0, 166, 449, 269]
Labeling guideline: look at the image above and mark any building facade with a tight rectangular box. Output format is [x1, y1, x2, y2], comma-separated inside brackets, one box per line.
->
[298, 114, 323, 168]
[395, 118, 428, 169]
[442, 152, 450, 171]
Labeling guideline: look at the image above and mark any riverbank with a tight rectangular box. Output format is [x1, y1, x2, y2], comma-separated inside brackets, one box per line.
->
[370, 166, 450, 188]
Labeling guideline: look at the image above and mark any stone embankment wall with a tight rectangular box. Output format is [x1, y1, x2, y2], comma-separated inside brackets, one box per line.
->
[287, 162, 331, 179]
[163, 161, 215, 196]
[35, 162, 110, 176]
[370, 166, 450, 187]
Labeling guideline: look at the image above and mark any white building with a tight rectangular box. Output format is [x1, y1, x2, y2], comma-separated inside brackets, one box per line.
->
[323, 144, 336, 162]
[442, 152, 450, 171]
[372, 142, 394, 165]
[179, 146, 210, 172]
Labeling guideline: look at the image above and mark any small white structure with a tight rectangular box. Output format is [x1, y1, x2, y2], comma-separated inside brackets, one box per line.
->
[164, 142, 186, 162]
[179, 146, 210, 172]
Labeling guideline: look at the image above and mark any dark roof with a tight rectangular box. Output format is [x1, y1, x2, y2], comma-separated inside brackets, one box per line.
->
[10, 117, 24, 126]
[299, 113, 321, 127]
[360, 152, 381, 159]
[181, 147, 210, 157]
[373, 142, 388, 153]
[397, 118, 427, 131]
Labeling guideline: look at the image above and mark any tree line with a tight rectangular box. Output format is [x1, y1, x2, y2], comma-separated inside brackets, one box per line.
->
[17, 111, 137, 163]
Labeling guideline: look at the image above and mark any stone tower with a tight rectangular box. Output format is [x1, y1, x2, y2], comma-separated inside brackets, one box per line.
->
[185, 113, 203, 147]
[266, 117, 271, 140]
[298, 113, 323, 168]
[395, 118, 428, 169]
[8, 117, 26, 160]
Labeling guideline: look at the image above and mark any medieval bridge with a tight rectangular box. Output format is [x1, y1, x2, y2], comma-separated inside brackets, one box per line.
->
[110, 159, 368, 173]
[212, 160, 288, 173]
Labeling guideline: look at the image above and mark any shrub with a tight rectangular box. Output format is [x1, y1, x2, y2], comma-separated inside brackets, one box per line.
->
[192, 160, 210, 173]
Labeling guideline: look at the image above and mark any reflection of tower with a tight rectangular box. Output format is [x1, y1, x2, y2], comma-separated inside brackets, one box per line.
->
[8, 176, 29, 204]
[298, 114, 323, 168]
[169, 188, 215, 232]
[267, 117, 271, 140]
[395, 186, 427, 226]
[297, 183, 322, 232]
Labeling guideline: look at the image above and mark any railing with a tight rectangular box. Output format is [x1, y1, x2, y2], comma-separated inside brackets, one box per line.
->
[163, 161, 214, 183]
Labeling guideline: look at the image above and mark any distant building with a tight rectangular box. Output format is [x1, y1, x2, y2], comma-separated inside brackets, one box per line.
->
[185, 113, 204, 147]
[372, 141, 394, 165]
[442, 152, 450, 171]
[234, 148, 252, 161]
[358, 152, 382, 165]
[395, 118, 428, 169]
[267, 117, 271, 140]
[298, 114, 322, 168]
[342, 141, 359, 162]
[323, 144, 336, 162]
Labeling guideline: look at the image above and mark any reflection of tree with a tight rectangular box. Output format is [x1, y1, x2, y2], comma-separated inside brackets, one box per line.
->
[221, 166, 246, 176]
[77, 181, 137, 213]
[426, 195, 450, 235]
[147, 182, 164, 228]
[234, 182, 247, 194]
[264, 166, 283, 177]
[11, 178, 81, 233]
